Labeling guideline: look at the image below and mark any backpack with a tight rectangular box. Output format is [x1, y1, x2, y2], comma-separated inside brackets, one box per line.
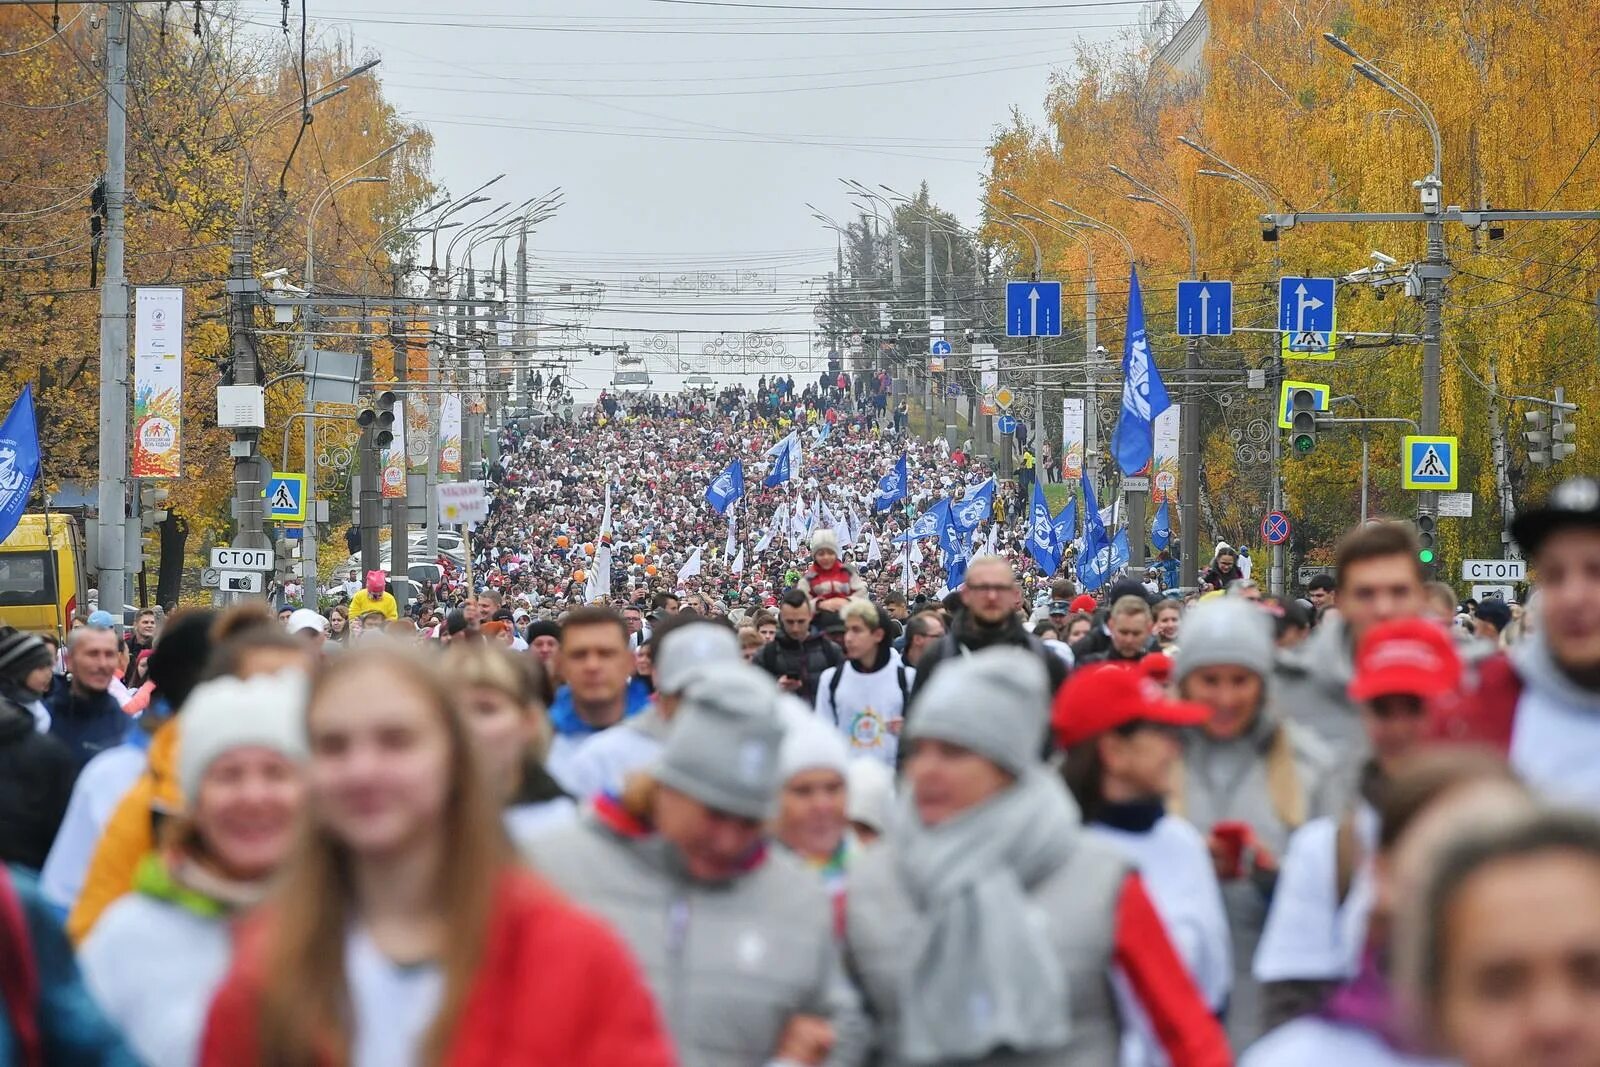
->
[0, 867, 42, 1067]
[825, 662, 909, 728]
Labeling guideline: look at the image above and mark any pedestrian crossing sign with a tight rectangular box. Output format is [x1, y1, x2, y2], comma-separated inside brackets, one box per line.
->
[265, 472, 307, 522]
[1402, 436, 1458, 491]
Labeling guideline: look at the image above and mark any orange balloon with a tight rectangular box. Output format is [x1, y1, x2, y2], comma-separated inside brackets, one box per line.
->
[583, 543, 596, 556]
[633, 553, 647, 565]
[645, 564, 658, 576]
[556, 535, 570, 549]
[574, 569, 587, 582]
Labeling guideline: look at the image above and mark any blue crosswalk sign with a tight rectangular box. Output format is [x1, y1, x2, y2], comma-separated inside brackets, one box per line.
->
[1176, 280, 1233, 336]
[1402, 436, 1458, 491]
[265, 472, 307, 522]
[1006, 281, 1062, 337]
[1278, 277, 1336, 336]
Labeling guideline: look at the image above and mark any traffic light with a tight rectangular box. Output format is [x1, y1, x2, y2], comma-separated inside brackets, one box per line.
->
[1416, 513, 1438, 565]
[1289, 388, 1319, 455]
[357, 389, 397, 449]
[138, 484, 169, 526]
[1552, 387, 1577, 463]
[1524, 406, 1551, 466]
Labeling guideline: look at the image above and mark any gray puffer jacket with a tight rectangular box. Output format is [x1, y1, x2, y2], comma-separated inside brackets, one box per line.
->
[1273, 616, 1363, 767]
[1176, 706, 1341, 1051]
[524, 807, 869, 1067]
[844, 835, 1131, 1066]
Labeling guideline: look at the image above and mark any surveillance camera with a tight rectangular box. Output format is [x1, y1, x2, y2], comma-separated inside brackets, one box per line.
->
[1370, 251, 1396, 266]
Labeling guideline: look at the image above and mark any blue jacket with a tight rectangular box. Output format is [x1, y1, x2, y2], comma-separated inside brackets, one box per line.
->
[43, 677, 128, 771]
[548, 678, 653, 741]
[0, 865, 140, 1067]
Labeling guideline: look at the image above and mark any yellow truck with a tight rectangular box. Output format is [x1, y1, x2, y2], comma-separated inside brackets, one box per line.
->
[0, 513, 86, 636]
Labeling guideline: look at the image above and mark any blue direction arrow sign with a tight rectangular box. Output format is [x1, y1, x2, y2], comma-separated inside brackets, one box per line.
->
[1176, 280, 1233, 336]
[931, 339, 952, 355]
[1278, 276, 1336, 337]
[997, 414, 1018, 435]
[1006, 281, 1063, 338]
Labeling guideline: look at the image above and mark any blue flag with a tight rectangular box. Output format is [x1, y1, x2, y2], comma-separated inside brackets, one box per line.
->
[1051, 493, 1077, 555]
[0, 385, 40, 547]
[1110, 528, 1130, 571]
[762, 432, 800, 488]
[941, 513, 971, 589]
[1081, 470, 1106, 548]
[873, 454, 908, 513]
[705, 459, 744, 515]
[951, 476, 996, 532]
[1026, 479, 1062, 576]
[1110, 266, 1173, 476]
[1152, 497, 1172, 551]
[896, 498, 949, 543]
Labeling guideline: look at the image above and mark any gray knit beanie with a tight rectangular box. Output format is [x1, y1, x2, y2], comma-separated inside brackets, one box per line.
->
[905, 646, 1049, 776]
[653, 662, 786, 819]
[1172, 597, 1275, 686]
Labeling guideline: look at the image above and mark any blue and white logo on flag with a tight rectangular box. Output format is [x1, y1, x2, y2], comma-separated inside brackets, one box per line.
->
[897, 499, 950, 543]
[873, 454, 908, 513]
[1026, 479, 1062, 576]
[705, 459, 744, 515]
[951, 477, 996, 532]
[1051, 493, 1077, 554]
[0, 385, 40, 547]
[941, 509, 971, 588]
[1152, 497, 1172, 552]
[1081, 470, 1106, 547]
[1111, 266, 1173, 476]
[762, 432, 800, 488]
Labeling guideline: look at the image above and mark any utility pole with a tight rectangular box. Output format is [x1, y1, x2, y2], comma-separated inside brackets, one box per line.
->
[424, 266, 443, 564]
[923, 221, 935, 440]
[227, 225, 269, 559]
[388, 277, 410, 612]
[1488, 350, 1513, 557]
[1083, 254, 1101, 500]
[96, 0, 130, 609]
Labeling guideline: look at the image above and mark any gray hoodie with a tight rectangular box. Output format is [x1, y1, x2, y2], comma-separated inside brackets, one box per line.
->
[524, 809, 869, 1067]
[1178, 706, 1341, 1050]
[1274, 616, 1365, 770]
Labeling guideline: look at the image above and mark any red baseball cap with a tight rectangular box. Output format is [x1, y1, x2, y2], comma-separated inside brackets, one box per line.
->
[1139, 652, 1174, 686]
[1070, 594, 1099, 614]
[1051, 664, 1211, 750]
[1348, 618, 1462, 702]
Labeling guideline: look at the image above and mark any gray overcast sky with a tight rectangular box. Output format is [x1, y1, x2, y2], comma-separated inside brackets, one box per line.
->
[237, 0, 1178, 396]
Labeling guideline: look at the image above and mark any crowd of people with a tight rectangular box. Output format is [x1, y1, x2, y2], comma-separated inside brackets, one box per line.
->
[3, 389, 1600, 1066]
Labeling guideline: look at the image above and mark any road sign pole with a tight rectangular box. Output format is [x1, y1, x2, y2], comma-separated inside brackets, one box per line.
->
[1269, 350, 1285, 597]
[1083, 256, 1100, 501]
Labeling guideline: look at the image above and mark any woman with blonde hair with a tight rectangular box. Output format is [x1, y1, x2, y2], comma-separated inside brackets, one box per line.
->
[440, 642, 571, 842]
[199, 645, 673, 1067]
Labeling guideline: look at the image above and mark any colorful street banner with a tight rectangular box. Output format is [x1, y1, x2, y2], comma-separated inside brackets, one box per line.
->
[1061, 397, 1084, 481]
[133, 287, 183, 478]
[381, 400, 407, 499]
[405, 396, 432, 475]
[439, 393, 463, 475]
[1152, 406, 1180, 506]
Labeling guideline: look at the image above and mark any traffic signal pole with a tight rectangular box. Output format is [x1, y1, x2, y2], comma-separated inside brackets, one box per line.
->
[95, 1, 130, 610]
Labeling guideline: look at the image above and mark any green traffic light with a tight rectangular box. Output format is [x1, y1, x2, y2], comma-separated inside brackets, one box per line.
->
[1294, 435, 1315, 454]
[1419, 549, 1436, 564]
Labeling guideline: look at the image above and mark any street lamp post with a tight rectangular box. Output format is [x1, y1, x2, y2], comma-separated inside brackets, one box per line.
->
[300, 156, 396, 595]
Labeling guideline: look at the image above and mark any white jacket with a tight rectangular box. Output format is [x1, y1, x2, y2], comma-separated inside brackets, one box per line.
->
[38, 742, 147, 911]
[79, 891, 233, 1067]
[814, 649, 913, 767]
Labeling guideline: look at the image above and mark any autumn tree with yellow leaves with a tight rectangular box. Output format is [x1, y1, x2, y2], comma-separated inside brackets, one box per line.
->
[985, 0, 1600, 569]
[0, 7, 433, 604]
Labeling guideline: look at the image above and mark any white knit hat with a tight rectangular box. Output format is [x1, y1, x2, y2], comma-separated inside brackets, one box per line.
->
[810, 528, 839, 554]
[777, 709, 850, 783]
[178, 670, 310, 808]
[846, 758, 895, 834]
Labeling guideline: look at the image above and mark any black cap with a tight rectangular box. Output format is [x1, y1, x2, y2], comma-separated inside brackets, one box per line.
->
[1511, 477, 1600, 558]
[1475, 597, 1513, 630]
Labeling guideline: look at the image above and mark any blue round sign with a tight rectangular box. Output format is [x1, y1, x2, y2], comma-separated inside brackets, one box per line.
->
[931, 339, 952, 355]
[1262, 511, 1291, 545]
[997, 414, 1018, 435]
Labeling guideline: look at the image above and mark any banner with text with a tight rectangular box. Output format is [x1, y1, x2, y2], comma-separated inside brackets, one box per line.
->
[439, 394, 463, 475]
[133, 287, 184, 478]
[1152, 406, 1180, 505]
[381, 400, 407, 499]
[1061, 397, 1084, 481]
[405, 396, 432, 475]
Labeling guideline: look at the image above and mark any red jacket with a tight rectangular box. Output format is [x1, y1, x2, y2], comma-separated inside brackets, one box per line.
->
[200, 868, 677, 1067]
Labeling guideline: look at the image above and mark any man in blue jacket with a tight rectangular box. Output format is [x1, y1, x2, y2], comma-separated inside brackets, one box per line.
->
[44, 627, 128, 771]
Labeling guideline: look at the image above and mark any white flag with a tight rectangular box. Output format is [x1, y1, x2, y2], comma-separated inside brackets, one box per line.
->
[849, 504, 865, 547]
[757, 504, 785, 553]
[725, 514, 737, 559]
[984, 521, 998, 556]
[677, 545, 704, 582]
[792, 495, 809, 536]
[867, 531, 882, 564]
[586, 481, 613, 604]
[732, 547, 745, 574]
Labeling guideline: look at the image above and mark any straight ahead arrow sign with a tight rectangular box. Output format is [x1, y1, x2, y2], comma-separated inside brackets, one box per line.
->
[1295, 283, 1325, 334]
[1028, 287, 1040, 336]
[1197, 286, 1211, 332]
